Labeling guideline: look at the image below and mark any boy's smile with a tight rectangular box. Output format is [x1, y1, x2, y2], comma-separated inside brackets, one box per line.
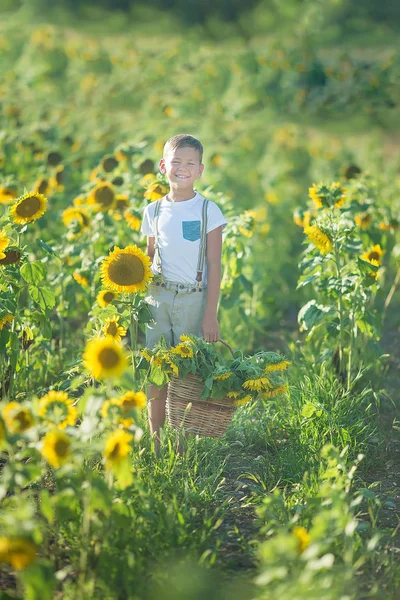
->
[160, 147, 204, 194]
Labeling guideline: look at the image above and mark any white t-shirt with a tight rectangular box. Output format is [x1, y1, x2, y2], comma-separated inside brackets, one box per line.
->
[141, 191, 227, 285]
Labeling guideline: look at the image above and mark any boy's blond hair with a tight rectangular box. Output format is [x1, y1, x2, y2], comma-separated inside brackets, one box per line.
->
[163, 134, 203, 162]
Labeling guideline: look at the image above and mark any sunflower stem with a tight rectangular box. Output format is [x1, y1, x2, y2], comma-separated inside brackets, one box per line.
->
[129, 300, 137, 381]
[334, 242, 345, 381]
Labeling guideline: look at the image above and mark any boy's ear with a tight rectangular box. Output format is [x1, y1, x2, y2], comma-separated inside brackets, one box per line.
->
[159, 158, 166, 173]
[198, 163, 204, 177]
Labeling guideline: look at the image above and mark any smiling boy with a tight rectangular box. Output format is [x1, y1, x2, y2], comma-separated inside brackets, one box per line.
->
[141, 133, 227, 451]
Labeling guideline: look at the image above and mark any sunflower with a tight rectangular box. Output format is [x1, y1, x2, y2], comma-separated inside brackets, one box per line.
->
[140, 173, 157, 187]
[41, 429, 72, 468]
[144, 182, 168, 202]
[265, 360, 291, 373]
[100, 245, 153, 294]
[137, 158, 154, 175]
[140, 348, 152, 362]
[171, 343, 194, 359]
[112, 176, 124, 187]
[179, 334, 195, 344]
[123, 209, 141, 231]
[243, 376, 272, 392]
[49, 166, 64, 192]
[0, 250, 21, 266]
[0, 186, 18, 204]
[308, 184, 324, 208]
[10, 192, 47, 225]
[73, 272, 89, 288]
[120, 391, 146, 410]
[46, 150, 62, 166]
[213, 371, 232, 381]
[293, 209, 311, 228]
[293, 526, 311, 554]
[118, 391, 146, 427]
[355, 213, 371, 229]
[88, 182, 115, 211]
[262, 384, 289, 398]
[97, 289, 118, 307]
[360, 244, 385, 267]
[101, 156, 119, 173]
[115, 195, 129, 212]
[83, 337, 129, 380]
[2, 402, 34, 434]
[304, 225, 332, 255]
[0, 314, 14, 331]
[226, 391, 240, 399]
[233, 395, 253, 407]
[0, 537, 37, 570]
[164, 356, 179, 376]
[330, 182, 346, 208]
[33, 177, 50, 195]
[0, 230, 10, 260]
[38, 390, 78, 429]
[62, 207, 90, 230]
[100, 397, 121, 420]
[103, 429, 133, 469]
[102, 316, 127, 342]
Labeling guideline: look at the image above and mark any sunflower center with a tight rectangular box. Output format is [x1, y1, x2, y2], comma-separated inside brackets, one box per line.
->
[109, 442, 121, 459]
[16, 196, 41, 218]
[108, 253, 145, 286]
[38, 179, 49, 194]
[107, 322, 118, 336]
[95, 186, 114, 207]
[0, 250, 21, 265]
[98, 347, 121, 369]
[103, 291, 114, 303]
[369, 252, 380, 261]
[54, 438, 70, 457]
[15, 411, 31, 430]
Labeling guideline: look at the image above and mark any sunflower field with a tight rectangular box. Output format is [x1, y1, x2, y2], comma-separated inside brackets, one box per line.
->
[0, 1, 399, 599]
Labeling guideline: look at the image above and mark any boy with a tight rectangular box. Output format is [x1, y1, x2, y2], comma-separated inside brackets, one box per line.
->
[141, 134, 227, 451]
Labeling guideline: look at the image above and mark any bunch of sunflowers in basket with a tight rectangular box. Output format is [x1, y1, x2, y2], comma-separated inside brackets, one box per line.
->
[139, 335, 290, 406]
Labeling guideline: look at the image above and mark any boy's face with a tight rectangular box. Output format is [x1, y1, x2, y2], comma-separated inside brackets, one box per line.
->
[159, 146, 204, 190]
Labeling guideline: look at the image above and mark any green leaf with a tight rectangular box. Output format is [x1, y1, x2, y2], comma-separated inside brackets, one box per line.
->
[113, 456, 134, 490]
[39, 489, 55, 524]
[29, 285, 56, 311]
[298, 300, 332, 331]
[239, 274, 253, 294]
[302, 403, 317, 418]
[21, 261, 47, 285]
[148, 364, 169, 387]
[37, 238, 61, 259]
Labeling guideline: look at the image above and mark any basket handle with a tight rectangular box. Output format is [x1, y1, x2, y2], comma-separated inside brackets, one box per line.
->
[214, 338, 235, 356]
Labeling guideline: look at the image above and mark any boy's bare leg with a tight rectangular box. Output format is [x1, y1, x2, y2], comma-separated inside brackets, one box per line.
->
[147, 384, 167, 455]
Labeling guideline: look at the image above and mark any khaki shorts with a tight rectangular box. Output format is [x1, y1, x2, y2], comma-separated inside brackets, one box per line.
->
[145, 282, 207, 348]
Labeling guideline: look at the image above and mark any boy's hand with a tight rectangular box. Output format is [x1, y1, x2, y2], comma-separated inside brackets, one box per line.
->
[202, 312, 219, 343]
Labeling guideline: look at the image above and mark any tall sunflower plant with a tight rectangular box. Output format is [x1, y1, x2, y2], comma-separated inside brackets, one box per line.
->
[138, 334, 290, 407]
[297, 177, 397, 387]
[0, 190, 60, 396]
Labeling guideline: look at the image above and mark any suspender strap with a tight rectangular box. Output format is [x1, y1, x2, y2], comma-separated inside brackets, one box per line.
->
[153, 199, 162, 274]
[196, 198, 209, 284]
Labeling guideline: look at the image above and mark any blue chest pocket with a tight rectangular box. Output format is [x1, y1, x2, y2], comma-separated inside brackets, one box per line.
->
[182, 220, 201, 242]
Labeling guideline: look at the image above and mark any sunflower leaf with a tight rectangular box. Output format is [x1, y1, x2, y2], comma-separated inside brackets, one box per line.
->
[29, 285, 56, 312]
[21, 261, 47, 285]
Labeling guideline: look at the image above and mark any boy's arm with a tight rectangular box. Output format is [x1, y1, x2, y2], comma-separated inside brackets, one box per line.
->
[202, 226, 223, 343]
[147, 236, 155, 263]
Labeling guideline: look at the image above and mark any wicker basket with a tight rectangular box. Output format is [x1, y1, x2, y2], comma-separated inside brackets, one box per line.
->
[166, 340, 236, 439]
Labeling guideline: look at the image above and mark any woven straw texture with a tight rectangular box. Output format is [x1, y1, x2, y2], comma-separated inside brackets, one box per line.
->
[166, 373, 236, 438]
